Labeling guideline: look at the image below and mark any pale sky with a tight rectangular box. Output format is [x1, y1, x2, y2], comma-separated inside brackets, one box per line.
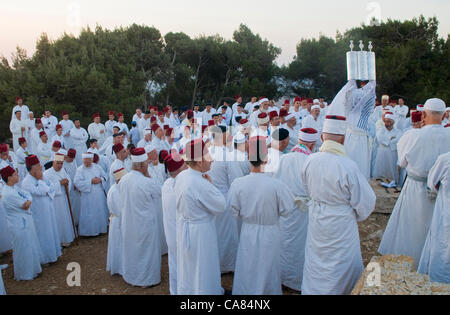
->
[1, 0, 449, 65]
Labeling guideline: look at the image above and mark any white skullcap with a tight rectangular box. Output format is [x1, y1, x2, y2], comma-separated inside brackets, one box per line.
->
[82, 153, 94, 159]
[424, 98, 446, 112]
[53, 153, 65, 162]
[299, 128, 320, 142]
[311, 105, 321, 110]
[144, 129, 152, 136]
[382, 95, 389, 100]
[258, 98, 269, 105]
[87, 148, 98, 154]
[313, 99, 320, 104]
[384, 114, 396, 122]
[446, 107, 450, 112]
[285, 113, 296, 121]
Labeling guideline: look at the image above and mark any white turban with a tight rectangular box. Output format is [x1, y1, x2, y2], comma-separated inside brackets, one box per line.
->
[424, 98, 446, 112]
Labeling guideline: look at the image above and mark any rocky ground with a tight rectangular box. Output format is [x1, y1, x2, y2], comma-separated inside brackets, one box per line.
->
[0, 181, 397, 295]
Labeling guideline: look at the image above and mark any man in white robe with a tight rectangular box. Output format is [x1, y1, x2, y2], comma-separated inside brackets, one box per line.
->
[88, 113, 106, 148]
[73, 153, 109, 236]
[265, 128, 290, 175]
[64, 148, 81, 226]
[36, 132, 53, 167]
[379, 98, 450, 268]
[301, 83, 376, 295]
[106, 165, 127, 276]
[44, 152, 75, 246]
[417, 152, 449, 283]
[161, 153, 187, 295]
[10, 110, 28, 152]
[21, 155, 62, 264]
[29, 119, 44, 155]
[105, 111, 117, 138]
[70, 119, 89, 166]
[229, 136, 295, 295]
[207, 126, 239, 274]
[41, 110, 58, 140]
[11, 97, 29, 122]
[119, 148, 162, 287]
[15, 138, 29, 185]
[372, 113, 402, 184]
[1, 165, 42, 280]
[175, 139, 226, 295]
[51, 125, 66, 150]
[108, 143, 130, 189]
[59, 112, 75, 150]
[275, 128, 319, 292]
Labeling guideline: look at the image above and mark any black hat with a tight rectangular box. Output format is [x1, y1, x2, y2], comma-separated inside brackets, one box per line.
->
[272, 128, 289, 141]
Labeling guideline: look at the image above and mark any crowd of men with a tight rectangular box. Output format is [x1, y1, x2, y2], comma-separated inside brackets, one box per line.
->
[0, 82, 449, 295]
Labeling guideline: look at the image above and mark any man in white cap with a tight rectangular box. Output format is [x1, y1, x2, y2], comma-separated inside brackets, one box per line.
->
[22, 155, 62, 264]
[119, 147, 162, 287]
[372, 112, 402, 185]
[265, 128, 290, 175]
[175, 139, 227, 295]
[343, 80, 376, 179]
[73, 152, 109, 236]
[207, 126, 239, 274]
[300, 81, 376, 295]
[137, 128, 152, 148]
[106, 165, 128, 276]
[70, 119, 89, 166]
[302, 104, 324, 150]
[249, 98, 269, 127]
[283, 113, 298, 152]
[161, 153, 187, 295]
[44, 151, 75, 247]
[108, 143, 130, 189]
[251, 113, 270, 145]
[370, 94, 390, 125]
[274, 127, 319, 292]
[417, 152, 450, 284]
[379, 98, 450, 269]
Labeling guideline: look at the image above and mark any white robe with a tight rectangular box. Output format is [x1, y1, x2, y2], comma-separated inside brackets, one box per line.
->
[379, 125, 450, 268]
[228, 173, 294, 295]
[301, 151, 376, 295]
[162, 177, 178, 295]
[372, 126, 402, 184]
[105, 120, 118, 138]
[0, 182, 13, 254]
[29, 127, 43, 155]
[21, 174, 62, 264]
[9, 118, 28, 152]
[15, 146, 29, 185]
[70, 127, 89, 166]
[44, 167, 75, 244]
[119, 170, 162, 287]
[106, 183, 123, 276]
[64, 161, 81, 226]
[11, 105, 29, 121]
[148, 163, 168, 256]
[37, 141, 53, 167]
[74, 164, 109, 236]
[174, 168, 226, 295]
[1, 184, 42, 280]
[418, 152, 450, 283]
[41, 115, 58, 139]
[208, 145, 239, 273]
[59, 119, 75, 149]
[88, 123, 106, 148]
[274, 148, 311, 291]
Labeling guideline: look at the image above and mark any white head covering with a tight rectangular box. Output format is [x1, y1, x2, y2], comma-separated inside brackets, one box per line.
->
[285, 113, 296, 121]
[144, 129, 152, 136]
[258, 98, 269, 105]
[384, 113, 396, 122]
[311, 105, 321, 111]
[322, 81, 354, 135]
[424, 98, 446, 112]
[299, 128, 320, 142]
[144, 144, 156, 154]
[82, 153, 94, 159]
[131, 148, 148, 163]
[313, 99, 320, 104]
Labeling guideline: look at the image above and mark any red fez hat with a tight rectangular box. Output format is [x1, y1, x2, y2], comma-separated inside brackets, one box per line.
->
[235, 95, 241, 100]
[411, 111, 423, 123]
[158, 111, 163, 116]
[113, 143, 125, 154]
[117, 112, 123, 117]
[279, 109, 289, 117]
[307, 98, 314, 104]
[62, 111, 68, 116]
[16, 96, 22, 102]
[165, 128, 173, 136]
[269, 111, 279, 120]
[163, 107, 169, 113]
[258, 112, 268, 119]
[92, 113, 100, 119]
[151, 124, 161, 133]
[131, 147, 146, 156]
[52, 141, 62, 148]
[186, 139, 207, 161]
[240, 119, 249, 125]
[202, 125, 208, 133]
[208, 120, 215, 126]
[93, 154, 99, 163]
[108, 111, 115, 116]
[25, 155, 40, 168]
[163, 125, 169, 130]
[294, 97, 301, 103]
[68, 148, 76, 158]
[35, 118, 42, 124]
[186, 110, 194, 119]
[39, 131, 47, 137]
[150, 116, 157, 123]
[248, 136, 268, 162]
[301, 128, 318, 134]
[385, 112, 393, 115]
[56, 124, 62, 130]
[0, 144, 8, 153]
[18, 137, 27, 145]
[1, 165, 15, 182]
[164, 153, 185, 173]
[159, 150, 169, 162]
